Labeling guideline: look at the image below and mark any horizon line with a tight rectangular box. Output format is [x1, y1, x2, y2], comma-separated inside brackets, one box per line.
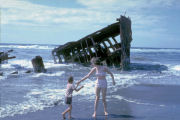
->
[1, 42, 180, 49]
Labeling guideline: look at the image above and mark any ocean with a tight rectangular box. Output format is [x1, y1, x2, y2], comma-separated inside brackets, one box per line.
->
[0, 43, 180, 118]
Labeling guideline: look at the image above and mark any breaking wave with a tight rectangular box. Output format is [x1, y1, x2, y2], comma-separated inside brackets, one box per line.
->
[0, 88, 65, 118]
[0, 44, 55, 50]
[131, 48, 180, 53]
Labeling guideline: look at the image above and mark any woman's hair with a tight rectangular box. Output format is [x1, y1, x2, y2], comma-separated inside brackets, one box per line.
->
[68, 76, 73, 83]
[91, 57, 102, 65]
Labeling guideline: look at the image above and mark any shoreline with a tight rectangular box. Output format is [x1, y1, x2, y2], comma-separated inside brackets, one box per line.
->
[1, 84, 180, 120]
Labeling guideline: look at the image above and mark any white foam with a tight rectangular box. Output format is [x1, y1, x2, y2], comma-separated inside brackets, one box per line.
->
[74, 73, 140, 99]
[106, 73, 140, 92]
[172, 65, 180, 71]
[74, 79, 95, 98]
[131, 48, 180, 53]
[32, 71, 65, 77]
[0, 88, 65, 118]
[110, 74, 140, 86]
[9, 60, 32, 69]
[0, 76, 7, 81]
[167, 65, 180, 77]
[129, 63, 180, 85]
[0, 45, 54, 50]
[111, 95, 124, 100]
[1, 64, 13, 69]
[112, 95, 165, 107]
[0, 71, 158, 118]
[44, 62, 71, 68]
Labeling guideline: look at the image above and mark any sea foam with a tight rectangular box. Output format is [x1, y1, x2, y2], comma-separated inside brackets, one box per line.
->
[0, 87, 65, 118]
[32, 71, 65, 77]
[168, 65, 180, 77]
[0, 45, 54, 50]
[132, 48, 180, 53]
[172, 65, 180, 71]
[9, 60, 32, 69]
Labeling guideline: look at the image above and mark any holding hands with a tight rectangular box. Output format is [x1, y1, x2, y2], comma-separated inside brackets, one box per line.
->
[76, 80, 82, 86]
[75, 80, 84, 91]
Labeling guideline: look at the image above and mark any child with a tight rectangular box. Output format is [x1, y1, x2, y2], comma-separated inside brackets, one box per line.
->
[62, 76, 84, 119]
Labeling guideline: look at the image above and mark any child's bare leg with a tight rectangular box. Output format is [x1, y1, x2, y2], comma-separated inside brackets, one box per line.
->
[62, 112, 66, 119]
[93, 87, 101, 118]
[62, 105, 71, 119]
[68, 104, 72, 119]
[102, 88, 108, 115]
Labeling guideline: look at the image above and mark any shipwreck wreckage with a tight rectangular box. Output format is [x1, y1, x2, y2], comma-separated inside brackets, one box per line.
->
[52, 15, 132, 70]
[0, 50, 16, 64]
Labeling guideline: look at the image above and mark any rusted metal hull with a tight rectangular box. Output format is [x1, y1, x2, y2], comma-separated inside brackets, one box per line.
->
[52, 15, 132, 70]
[0, 49, 16, 64]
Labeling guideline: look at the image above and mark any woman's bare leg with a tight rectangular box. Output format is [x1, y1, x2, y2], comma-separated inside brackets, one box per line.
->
[102, 87, 108, 115]
[93, 87, 101, 118]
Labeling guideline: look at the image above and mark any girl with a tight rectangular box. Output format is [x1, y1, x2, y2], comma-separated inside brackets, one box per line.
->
[62, 76, 84, 119]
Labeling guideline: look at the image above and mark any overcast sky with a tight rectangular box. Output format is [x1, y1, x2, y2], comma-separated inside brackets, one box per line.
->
[0, 0, 180, 48]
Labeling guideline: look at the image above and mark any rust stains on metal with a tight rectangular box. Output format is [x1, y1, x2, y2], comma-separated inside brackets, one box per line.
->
[52, 15, 132, 70]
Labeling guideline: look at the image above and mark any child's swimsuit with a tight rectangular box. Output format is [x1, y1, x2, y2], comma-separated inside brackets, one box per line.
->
[95, 66, 107, 88]
[65, 97, 72, 105]
[65, 83, 75, 104]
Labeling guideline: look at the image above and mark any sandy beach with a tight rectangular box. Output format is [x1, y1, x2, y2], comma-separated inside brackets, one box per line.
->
[1, 84, 180, 120]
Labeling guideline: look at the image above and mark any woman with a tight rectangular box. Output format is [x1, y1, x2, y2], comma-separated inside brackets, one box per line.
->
[77, 57, 115, 118]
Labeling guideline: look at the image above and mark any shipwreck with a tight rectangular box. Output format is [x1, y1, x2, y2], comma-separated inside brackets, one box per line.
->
[52, 15, 132, 70]
[0, 49, 16, 64]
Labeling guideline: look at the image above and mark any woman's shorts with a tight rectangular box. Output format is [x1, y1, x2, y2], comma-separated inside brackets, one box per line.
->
[95, 79, 107, 88]
[65, 97, 72, 105]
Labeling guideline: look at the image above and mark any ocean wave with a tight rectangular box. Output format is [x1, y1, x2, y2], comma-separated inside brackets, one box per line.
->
[113, 73, 141, 86]
[9, 60, 32, 69]
[131, 48, 180, 53]
[130, 63, 168, 71]
[112, 95, 165, 107]
[0, 78, 95, 118]
[0, 76, 7, 81]
[44, 62, 72, 69]
[32, 71, 65, 77]
[1, 64, 13, 69]
[76, 73, 140, 97]
[74, 79, 95, 99]
[171, 65, 180, 71]
[7, 60, 72, 70]
[0, 88, 65, 118]
[167, 65, 180, 76]
[105, 73, 140, 93]
[131, 63, 180, 85]
[0, 45, 55, 50]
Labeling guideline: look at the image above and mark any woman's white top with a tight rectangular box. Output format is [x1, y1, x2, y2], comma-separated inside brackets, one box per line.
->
[95, 66, 107, 88]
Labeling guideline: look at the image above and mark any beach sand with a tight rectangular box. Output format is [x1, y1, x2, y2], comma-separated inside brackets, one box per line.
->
[1, 84, 180, 120]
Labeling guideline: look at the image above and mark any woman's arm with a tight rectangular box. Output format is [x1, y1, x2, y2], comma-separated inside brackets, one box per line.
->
[105, 67, 115, 85]
[77, 67, 96, 84]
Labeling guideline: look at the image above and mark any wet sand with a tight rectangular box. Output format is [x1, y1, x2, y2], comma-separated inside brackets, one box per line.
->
[1, 84, 180, 120]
